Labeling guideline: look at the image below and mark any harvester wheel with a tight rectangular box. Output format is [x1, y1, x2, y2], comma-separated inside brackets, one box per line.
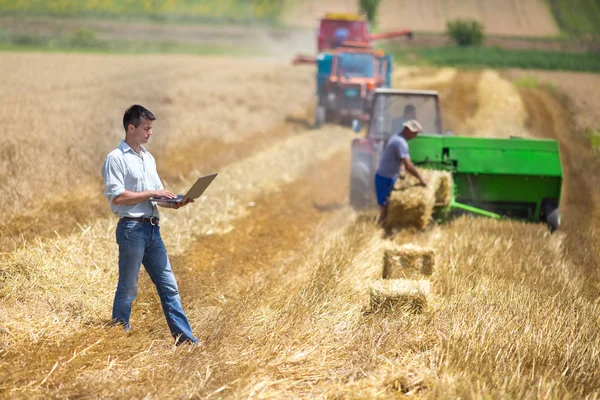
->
[542, 201, 560, 233]
[315, 106, 326, 129]
[350, 153, 374, 209]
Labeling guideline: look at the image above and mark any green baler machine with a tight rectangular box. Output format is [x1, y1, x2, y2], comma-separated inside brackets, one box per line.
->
[350, 89, 563, 231]
[410, 135, 563, 230]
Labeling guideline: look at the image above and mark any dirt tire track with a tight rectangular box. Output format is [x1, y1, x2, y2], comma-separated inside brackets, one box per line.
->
[519, 87, 600, 287]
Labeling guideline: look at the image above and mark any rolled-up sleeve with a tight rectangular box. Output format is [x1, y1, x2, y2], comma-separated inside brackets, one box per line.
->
[102, 154, 125, 202]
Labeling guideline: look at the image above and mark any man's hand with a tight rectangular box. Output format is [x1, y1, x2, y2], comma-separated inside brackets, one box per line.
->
[403, 158, 428, 188]
[152, 189, 177, 200]
[172, 198, 194, 209]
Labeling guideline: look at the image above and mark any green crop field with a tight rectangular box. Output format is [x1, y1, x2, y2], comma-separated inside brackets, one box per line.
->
[589, 129, 600, 156]
[548, 0, 600, 36]
[0, 27, 254, 55]
[0, 0, 284, 21]
[392, 46, 600, 73]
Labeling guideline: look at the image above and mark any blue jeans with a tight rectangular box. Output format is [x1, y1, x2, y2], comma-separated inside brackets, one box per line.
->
[374, 173, 397, 206]
[113, 218, 197, 345]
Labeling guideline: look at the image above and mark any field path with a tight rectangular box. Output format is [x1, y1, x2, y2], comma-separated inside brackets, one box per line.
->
[518, 87, 600, 288]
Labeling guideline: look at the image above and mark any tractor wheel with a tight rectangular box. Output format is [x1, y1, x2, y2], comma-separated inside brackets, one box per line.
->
[315, 106, 326, 129]
[349, 153, 374, 209]
[542, 201, 560, 233]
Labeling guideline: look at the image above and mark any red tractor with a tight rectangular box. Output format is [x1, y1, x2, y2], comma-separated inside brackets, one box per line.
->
[293, 13, 412, 65]
[315, 44, 392, 127]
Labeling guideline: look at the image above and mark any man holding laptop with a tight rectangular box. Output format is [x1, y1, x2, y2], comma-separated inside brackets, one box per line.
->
[102, 105, 213, 346]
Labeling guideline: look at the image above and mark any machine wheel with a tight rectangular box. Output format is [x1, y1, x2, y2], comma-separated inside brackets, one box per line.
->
[349, 153, 374, 209]
[542, 201, 560, 233]
[315, 106, 326, 129]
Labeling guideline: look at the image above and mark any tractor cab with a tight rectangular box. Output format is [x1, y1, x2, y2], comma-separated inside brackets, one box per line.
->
[366, 89, 443, 141]
[334, 51, 376, 79]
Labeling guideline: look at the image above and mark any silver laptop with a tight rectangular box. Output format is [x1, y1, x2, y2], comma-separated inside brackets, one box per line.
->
[150, 173, 218, 203]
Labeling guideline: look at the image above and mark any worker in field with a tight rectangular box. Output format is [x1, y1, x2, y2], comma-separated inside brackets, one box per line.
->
[375, 119, 428, 225]
[101, 105, 198, 346]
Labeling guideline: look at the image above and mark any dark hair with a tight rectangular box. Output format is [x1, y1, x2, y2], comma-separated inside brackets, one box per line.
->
[123, 105, 156, 132]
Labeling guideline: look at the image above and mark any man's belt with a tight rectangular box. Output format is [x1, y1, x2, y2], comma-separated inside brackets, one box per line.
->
[121, 216, 159, 226]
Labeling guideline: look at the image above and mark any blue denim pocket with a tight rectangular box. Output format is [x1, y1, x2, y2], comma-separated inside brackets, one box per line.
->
[123, 219, 142, 230]
[116, 219, 143, 244]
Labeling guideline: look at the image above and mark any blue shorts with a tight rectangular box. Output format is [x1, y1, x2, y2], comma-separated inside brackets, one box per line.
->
[374, 173, 396, 206]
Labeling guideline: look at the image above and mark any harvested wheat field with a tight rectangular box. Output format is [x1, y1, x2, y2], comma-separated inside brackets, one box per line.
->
[1, 54, 600, 399]
[0, 53, 317, 252]
[282, 0, 559, 36]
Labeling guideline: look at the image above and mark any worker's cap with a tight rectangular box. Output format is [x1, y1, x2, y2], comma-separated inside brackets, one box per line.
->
[403, 119, 423, 133]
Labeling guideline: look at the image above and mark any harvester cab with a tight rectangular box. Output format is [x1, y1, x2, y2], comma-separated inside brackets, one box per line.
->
[317, 13, 367, 52]
[350, 89, 563, 232]
[315, 46, 392, 128]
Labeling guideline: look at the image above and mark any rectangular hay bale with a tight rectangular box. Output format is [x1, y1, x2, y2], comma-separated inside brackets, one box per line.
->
[385, 169, 453, 230]
[383, 244, 435, 278]
[370, 279, 431, 313]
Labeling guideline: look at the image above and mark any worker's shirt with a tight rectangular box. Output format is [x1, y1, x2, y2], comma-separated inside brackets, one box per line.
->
[101, 141, 164, 219]
[377, 134, 410, 179]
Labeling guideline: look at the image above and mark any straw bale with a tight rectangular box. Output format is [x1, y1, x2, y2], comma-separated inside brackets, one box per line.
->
[385, 169, 453, 230]
[383, 244, 436, 278]
[434, 171, 453, 206]
[386, 182, 435, 230]
[370, 279, 430, 313]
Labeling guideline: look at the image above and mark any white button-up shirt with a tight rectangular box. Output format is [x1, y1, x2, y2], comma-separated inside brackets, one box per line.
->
[101, 141, 164, 219]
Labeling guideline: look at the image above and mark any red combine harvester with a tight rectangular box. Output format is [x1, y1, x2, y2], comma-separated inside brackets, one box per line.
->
[293, 13, 413, 65]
